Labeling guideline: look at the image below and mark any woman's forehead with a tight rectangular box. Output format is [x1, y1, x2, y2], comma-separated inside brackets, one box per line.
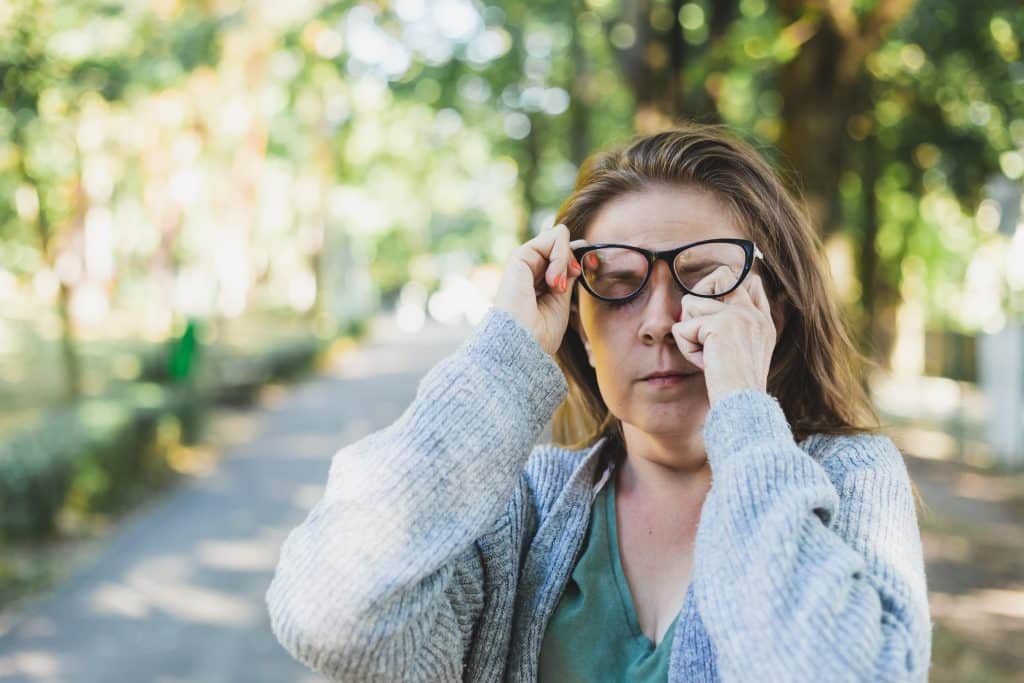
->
[584, 186, 745, 246]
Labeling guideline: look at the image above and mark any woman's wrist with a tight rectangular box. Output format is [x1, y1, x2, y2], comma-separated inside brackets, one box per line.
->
[701, 388, 793, 467]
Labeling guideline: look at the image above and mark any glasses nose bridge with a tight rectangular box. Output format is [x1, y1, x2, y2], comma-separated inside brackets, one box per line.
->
[642, 251, 684, 318]
[646, 250, 681, 291]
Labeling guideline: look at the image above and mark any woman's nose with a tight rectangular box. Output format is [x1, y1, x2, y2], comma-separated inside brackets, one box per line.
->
[638, 261, 683, 339]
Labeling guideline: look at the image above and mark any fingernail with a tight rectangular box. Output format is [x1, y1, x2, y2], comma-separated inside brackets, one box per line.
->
[558, 273, 567, 291]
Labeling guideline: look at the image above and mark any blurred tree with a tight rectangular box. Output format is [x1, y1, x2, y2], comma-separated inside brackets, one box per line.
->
[776, 0, 917, 240]
[843, 0, 1024, 360]
[0, 0, 224, 400]
[1, 0, 83, 399]
[1, 0, 1020, 386]
[587, 0, 1023, 368]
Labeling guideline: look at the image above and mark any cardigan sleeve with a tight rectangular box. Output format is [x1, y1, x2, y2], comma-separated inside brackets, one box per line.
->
[692, 388, 933, 683]
[264, 306, 568, 681]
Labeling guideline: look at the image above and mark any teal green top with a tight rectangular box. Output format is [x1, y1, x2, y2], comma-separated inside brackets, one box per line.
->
[538, 463, 680, 681]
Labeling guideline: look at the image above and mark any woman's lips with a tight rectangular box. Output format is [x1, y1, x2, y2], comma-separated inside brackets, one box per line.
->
[641, 373, 698, 386]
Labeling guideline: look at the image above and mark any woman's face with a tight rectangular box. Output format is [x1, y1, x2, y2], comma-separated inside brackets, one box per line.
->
[571, 184, 755, 446]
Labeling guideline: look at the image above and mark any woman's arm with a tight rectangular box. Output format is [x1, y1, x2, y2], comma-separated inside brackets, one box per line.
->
[265, 307, 568, 681]
[692, 388, 932, 682]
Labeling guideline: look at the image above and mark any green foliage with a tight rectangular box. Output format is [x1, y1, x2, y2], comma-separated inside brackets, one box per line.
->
[0, 330, 334, 542]
[1, 0, 1020, 333]
[370, 227, 421, 298]
[0, 384, 194, 540]
[0, 408, 81, 539]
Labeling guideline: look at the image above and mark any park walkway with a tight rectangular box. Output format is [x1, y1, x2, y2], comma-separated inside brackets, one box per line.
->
[0, 313, 475, 683]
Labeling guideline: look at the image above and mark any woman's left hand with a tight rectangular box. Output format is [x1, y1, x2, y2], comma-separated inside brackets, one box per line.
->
[671, 268, 777, 407]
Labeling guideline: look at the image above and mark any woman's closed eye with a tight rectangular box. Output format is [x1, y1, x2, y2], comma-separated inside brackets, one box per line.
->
[602, 282, 688, 310]
[606, 297, 636, 309]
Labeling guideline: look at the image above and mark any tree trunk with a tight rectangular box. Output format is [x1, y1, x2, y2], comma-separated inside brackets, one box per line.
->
[518, 113, 543, 244]
[776, 1, 917, 372]
[776, 11, 850, 239]
[31, 194, 82, 401]
[54, 281, 82, 400]
[776, 0, 917, 239]
[612, 0, 684, 131]
[568, 0, 591, 167]
[608, 0, 736, 130]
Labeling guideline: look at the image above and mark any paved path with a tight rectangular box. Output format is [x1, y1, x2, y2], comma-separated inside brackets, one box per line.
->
[0, 313, 474, 683]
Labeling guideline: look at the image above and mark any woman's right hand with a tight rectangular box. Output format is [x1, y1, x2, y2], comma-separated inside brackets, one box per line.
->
[493, 223, 588, 357]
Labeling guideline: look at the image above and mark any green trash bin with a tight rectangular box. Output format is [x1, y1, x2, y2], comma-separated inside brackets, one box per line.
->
[167, 317, 204, 443]
[169, 318, 199, 381]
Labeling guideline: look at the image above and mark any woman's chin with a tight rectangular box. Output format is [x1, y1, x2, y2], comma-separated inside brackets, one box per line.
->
[641, 383, 709, 408]
[638, 400, 708, 429]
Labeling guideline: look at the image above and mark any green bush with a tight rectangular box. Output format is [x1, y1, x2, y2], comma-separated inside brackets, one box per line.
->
[0, 326, 342, 543]
[0, 408, 84, 539]
[0, 383, 201, 540]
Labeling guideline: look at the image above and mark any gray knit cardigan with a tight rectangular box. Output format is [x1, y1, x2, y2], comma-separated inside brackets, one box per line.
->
[265, 305, 933, 682]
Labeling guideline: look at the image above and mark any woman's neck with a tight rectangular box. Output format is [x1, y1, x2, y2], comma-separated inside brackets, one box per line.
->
[615, 427, 712, 524]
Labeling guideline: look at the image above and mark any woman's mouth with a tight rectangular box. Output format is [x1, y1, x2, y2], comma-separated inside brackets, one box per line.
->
[641, 372, 699, 386]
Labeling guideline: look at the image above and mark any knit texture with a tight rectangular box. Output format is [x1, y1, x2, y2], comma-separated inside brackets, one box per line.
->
[265, 305, 933, 682]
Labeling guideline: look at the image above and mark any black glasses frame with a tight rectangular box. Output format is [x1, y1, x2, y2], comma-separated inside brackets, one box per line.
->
[571, 238, 765, 303]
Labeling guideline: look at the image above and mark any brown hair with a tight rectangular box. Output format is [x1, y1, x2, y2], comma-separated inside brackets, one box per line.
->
[550, 122, 901, 486]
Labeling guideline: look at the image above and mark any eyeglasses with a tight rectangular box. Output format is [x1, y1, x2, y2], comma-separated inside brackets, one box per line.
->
[571, 238, 764, 303]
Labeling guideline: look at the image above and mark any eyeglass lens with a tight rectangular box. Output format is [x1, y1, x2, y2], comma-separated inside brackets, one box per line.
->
[579, 243, 747, 299]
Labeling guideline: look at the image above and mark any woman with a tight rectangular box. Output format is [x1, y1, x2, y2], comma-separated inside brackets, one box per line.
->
[265, 123, 933, 682]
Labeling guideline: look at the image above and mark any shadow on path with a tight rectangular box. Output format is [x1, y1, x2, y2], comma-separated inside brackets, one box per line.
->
[0, 313, 473, 683]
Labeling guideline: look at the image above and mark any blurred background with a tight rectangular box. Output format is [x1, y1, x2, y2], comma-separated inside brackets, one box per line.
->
[0, 0, 1022, 681]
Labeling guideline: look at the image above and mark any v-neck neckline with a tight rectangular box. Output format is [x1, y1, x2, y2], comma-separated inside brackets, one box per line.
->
[602, 471, 682, 651]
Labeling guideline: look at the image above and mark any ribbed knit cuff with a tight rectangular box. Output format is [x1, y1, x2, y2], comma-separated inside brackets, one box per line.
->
[702, 388, 795, 467]
[462, 306, 569, 427]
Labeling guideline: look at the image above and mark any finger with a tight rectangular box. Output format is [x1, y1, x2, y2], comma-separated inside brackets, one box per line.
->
[675, 314, 718, 347]
[746, 273, 772, 320]
[725, 272, 755, 306]
[567, 240, 592, 274]
[691, 265, 739, 299]
[726, 274, 774, 332]
[543, 228, 584, 293]
[545, 224, 578, 290]
[679, 293, 727, 323]
[673, 321, 703, 354]
[520, 224, 576, 291]
[673, 325, 703, 368]
[672, 316, 718, 369]
[516, 230, 556, 279]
